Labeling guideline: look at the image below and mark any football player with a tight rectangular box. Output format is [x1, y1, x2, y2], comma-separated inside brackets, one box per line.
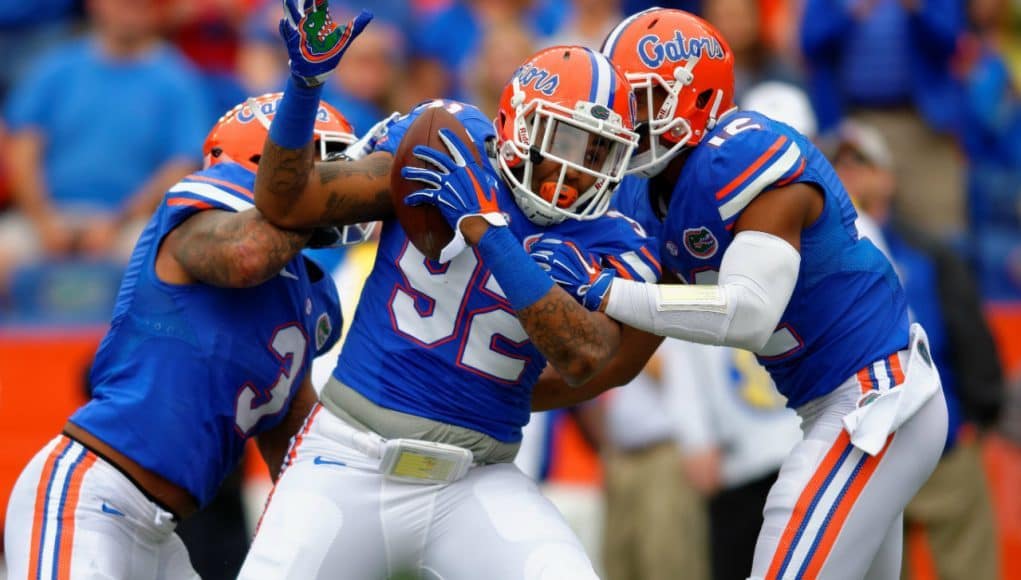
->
[531, 9, 949, 580]
[238, 2, 660, 578]
[2, 83, 375, 578]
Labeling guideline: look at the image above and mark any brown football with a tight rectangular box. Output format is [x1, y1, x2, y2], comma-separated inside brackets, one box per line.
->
[389, 106, 482, 261]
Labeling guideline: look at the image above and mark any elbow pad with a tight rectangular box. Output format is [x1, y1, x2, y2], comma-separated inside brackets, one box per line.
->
[605, 231, 800, 351]
[718, 231, 800, 350]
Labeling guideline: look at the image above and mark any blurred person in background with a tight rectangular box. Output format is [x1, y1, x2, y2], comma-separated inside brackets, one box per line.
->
[0, 120, 11, 214]
[954, 0, 1021, 231]
[702, 0, 801, 100]
[832, 119, 1005, 580]
[800, 0, 967, 238]
[238, 0, 290, 95]
[0, 0, 79, 101]
[0, 0, 212, 298]
[320, 17, 403, 134]
[593, 342, 710, 580]
[543, 0, 622, 49]
[401, 0, 567, 109]
[465, 19, 535, 117]
[163, 0, 250, 116]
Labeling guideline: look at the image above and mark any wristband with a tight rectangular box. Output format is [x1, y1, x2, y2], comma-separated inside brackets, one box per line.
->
[476, 226, 555, 311]
[268, 76, 325, 150]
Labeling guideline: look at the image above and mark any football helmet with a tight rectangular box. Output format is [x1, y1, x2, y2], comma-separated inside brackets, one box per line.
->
[494, 45, 639, 226]
[203, 92, 356, 172]
[203, 93, 377, 246]
[602, 9, 736, 177]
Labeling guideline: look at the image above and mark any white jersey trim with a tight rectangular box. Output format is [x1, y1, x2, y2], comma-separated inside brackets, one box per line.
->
[718, 142, 802, 222]
[169, 182, 254, 213]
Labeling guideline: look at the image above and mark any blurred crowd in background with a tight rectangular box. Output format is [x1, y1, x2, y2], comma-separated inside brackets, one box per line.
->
[0, 0, 1020, 579]
[0, 0, 1019, 320]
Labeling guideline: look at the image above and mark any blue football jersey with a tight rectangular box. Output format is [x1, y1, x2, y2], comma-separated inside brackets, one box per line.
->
[613, 111, 909, 408]
[70, 162, 342, 508]
[337, 100, 661, 443]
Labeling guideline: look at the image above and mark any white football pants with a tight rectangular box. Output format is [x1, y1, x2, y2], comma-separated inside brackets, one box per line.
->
[4, 435, 199, 580]
[238, 405, 599, 580]
[750, 350, 948, 580]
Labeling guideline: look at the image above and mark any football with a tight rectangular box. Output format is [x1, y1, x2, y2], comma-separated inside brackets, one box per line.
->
[389, 106, 482, 261]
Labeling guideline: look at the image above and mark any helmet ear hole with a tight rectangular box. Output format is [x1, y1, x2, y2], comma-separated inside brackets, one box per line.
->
[696, 89, 714, 109]
[211, 147, 224, 158]
[323, 140, 348, 157]
[249, 154, 261, 165]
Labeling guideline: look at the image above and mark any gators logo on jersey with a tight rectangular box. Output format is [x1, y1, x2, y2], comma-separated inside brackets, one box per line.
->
[300, 0, 354, 63]
[315, 312, 332, 351]
[683, 227, 718, 259]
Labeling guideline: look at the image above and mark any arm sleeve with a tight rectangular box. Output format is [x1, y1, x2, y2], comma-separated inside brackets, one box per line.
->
[605, 230, 800, 352]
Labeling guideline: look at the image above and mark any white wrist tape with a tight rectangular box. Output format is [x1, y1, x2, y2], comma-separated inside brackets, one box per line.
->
[605, 230, 800, 351]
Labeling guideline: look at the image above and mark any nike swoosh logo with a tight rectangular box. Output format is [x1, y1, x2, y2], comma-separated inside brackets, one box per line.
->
[313, 456, 346, 467]
[279, 267, 299, 280]
[101, 502, 125, 517]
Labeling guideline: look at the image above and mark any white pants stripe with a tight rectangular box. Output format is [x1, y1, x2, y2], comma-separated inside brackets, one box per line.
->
[4, 435, 199, 580]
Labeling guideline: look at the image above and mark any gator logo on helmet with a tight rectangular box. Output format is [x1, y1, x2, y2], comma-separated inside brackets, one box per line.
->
[683, 227, 718, 259]
[637, 32, 725, 68]
[591, 105, 611, 120]
[516, 64, 560, 96]
[300, 0, 354, 63]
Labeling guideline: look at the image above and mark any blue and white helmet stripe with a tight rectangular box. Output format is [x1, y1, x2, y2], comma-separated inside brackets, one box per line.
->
[583, 48, 617, 108]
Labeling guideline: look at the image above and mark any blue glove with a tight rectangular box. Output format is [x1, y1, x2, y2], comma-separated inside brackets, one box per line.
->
[529, 237, 615, 311]
[403, 128, 506, 230]
[280, 0, 372, 88]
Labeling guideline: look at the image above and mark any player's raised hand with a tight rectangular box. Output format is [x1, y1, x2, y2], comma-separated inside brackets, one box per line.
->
[529, 237, 615, 311]
[280, 0, 372, 87]
[403, 128, 505, 231]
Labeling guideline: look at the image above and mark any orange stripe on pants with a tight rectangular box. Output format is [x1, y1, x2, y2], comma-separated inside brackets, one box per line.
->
[28, 437, 72, 580]
[765, 431, 855, 579]
[800, 434, 895, 578]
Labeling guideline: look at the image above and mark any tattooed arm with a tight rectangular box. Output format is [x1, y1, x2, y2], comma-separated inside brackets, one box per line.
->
[254, 139, 395, 230]
[155, 208, 311, 288]
[531, 325, 664, 410]
[456, 217, 624, 385]
[516, 289, 623, 385]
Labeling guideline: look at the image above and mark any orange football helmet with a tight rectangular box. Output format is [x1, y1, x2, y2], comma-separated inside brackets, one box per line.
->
[203, 93, 377, 246]
[602, 9, 736, 176]
[494, 45, 639, 225]
[203, 92, 356, 172]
